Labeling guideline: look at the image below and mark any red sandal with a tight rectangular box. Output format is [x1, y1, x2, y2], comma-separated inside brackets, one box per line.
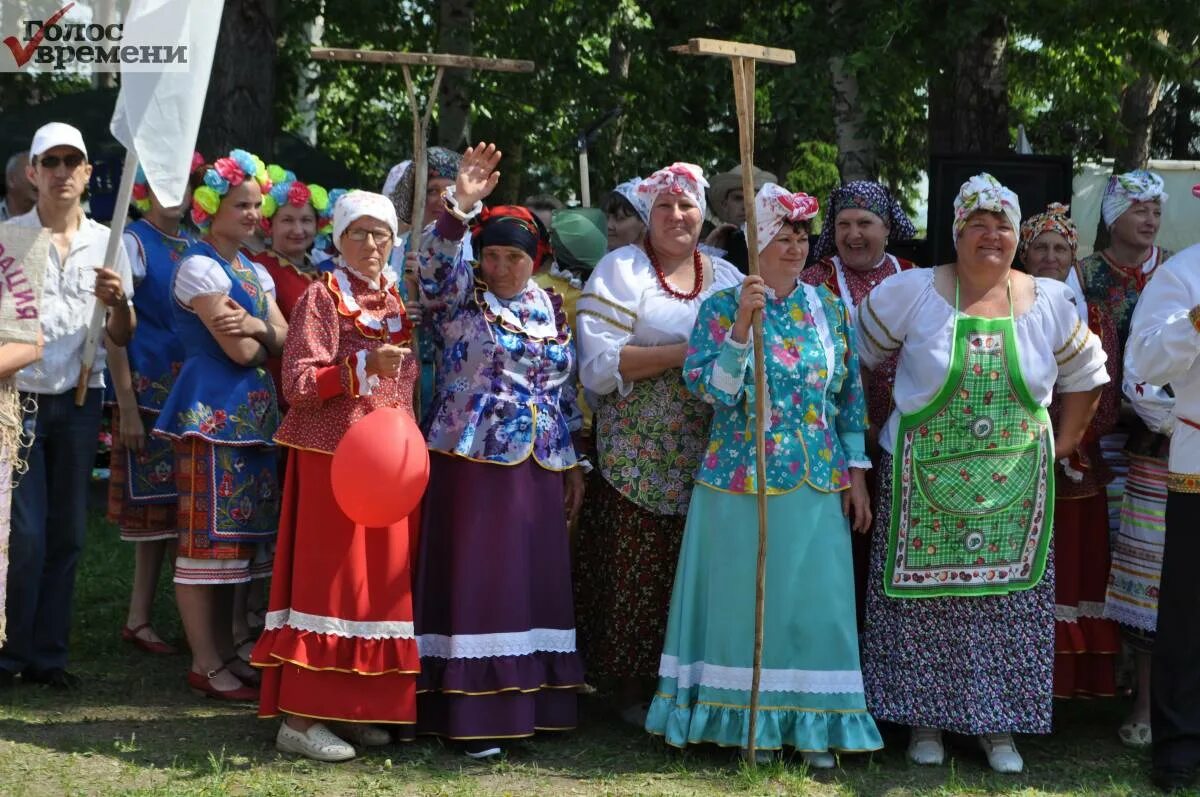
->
[121, 623, 178, 655]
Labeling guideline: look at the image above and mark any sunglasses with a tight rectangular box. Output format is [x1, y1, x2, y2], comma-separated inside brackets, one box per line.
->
[36, 153, 86, 170]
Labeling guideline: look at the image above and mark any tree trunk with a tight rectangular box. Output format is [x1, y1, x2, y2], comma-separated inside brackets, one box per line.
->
[198, 0, 278, 158]
[605, 30, 631, 186]
[1095, 30, 1169, 251]
[435, 0, 474, 150]
[294, 11, 324, 147]
[827, 0, 876, 181]
[1170, 81, 1198, 159]
[928, 14, 1010, 155]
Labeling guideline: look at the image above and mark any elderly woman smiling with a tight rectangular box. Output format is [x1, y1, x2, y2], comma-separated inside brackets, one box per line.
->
[574, 163, 742, 724]
[645, 183, 881, 765]
[250, 191, 421, 763]
[412, 143, 585, 759]
[856, 174, 1109, 774]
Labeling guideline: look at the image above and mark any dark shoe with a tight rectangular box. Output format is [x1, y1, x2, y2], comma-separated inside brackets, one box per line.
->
[186, 666, 258, 702]
[22, 668, 81, 690]
[1152, 767, 1197, 793]
[122, 623, 178, 655]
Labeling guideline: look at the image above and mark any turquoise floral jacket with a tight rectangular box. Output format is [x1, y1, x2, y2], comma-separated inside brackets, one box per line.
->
[684, 281, 870, 494]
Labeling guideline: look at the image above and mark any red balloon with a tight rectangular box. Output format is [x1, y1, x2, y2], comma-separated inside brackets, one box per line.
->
[331, 407, 430, 527]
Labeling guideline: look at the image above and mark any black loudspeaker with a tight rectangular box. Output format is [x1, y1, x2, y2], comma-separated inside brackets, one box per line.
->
[927, 154, 1074, 266]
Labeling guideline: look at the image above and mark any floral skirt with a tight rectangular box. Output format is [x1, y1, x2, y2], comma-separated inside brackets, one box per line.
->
[574, 472, 687, 681]
[171, 437, 278, 585]
[107, 406, 176, 542]
[861, 453, 1055, 735]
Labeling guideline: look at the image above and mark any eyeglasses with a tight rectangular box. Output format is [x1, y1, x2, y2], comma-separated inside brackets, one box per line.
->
[345, 228, 393, 245]
[36, 153, 86, 170]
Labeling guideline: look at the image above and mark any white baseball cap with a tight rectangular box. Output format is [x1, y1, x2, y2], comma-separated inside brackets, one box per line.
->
[30, 122, 88, 163]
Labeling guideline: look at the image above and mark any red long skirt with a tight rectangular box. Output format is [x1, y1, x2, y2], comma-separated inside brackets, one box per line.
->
[252, 448, 420, 725]
[1053, 492, 1120, 698]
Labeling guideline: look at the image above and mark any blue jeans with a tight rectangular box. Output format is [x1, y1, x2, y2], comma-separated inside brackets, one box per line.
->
[0, 389, 102, 674]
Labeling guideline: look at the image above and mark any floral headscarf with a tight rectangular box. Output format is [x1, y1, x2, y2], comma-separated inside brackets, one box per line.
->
[1101, 169, 1167, 228]
[391, 146, 462, 225]
[637, 162, 708, 218]
[190, 149, 273, 233]
[613, 177, 649, 224]
[810, 180, 916, 263]
[332, 190, 398, 253]
[1018, 202, 1077, 265]
[952, 172, 1021, 247]
[754, 183, 819, 253]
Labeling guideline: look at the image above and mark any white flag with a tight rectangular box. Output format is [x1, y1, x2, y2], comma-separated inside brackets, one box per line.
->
[110, 0, 224, 207]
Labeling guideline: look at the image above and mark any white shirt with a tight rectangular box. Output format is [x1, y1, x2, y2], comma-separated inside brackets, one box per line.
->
[173, 253, 276, 305]
[1125, 243, 1200, 477]
[11, 208, 135, 395]
[855, 268, 1110, 454]
[576, 244, 743, 396]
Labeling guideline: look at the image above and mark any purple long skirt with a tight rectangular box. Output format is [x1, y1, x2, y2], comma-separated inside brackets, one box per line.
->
[414, 452, 583, 740]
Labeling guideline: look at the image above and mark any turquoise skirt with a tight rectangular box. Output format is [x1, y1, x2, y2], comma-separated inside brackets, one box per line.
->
[645, 484, 882, 752]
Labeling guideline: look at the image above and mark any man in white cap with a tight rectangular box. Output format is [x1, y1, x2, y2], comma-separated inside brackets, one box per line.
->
[703, 163, 776, 273]
[0, 122, 136, 690]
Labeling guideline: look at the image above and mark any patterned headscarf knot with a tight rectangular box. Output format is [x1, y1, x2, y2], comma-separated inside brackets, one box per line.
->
[754, 183, 819, 253]
[1101, 169, 1167, 228]
[391, 147, 463, 225]
[810, 180, 915, 263]
[1018, 202, 1078, 265]
[952, 172, 1021, 248]
[637, 162, 708, 218]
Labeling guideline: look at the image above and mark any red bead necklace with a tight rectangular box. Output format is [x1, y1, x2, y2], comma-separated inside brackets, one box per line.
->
[645, 237, 704, 301]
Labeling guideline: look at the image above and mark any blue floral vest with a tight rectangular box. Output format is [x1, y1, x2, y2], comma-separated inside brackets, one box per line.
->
[126, 219, 191, 412]
[154, 241, 280, 445]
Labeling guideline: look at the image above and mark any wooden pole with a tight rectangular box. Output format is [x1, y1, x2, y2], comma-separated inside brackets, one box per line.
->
[671, 37, 794, 766]
[578, 150, 591, 207]
[76, 148, 138, 406]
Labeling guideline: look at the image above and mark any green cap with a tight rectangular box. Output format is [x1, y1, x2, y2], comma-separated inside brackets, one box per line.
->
[549, 208, 607, 272]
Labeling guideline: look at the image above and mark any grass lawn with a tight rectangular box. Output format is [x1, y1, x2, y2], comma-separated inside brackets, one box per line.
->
[0, 500, 1185, 796]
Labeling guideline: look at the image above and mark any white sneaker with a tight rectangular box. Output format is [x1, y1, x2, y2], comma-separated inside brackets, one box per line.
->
[800, 750, 837, 769]
[331, 722, 391, 747]
[276, 722, 356, 762]
[907, 726, 945, 766]
[979, 733, 1023, 773]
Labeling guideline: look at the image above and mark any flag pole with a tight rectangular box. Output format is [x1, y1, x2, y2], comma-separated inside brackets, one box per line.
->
[75, 148, 137, 406]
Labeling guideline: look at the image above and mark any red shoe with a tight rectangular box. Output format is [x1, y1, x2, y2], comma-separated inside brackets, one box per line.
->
[186, 666, 258, 702]
[122, 623, 178, 655]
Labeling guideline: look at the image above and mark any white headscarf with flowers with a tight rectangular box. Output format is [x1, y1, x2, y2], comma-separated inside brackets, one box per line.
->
[332, 190, 398, 252]
[754, 183, 820, 253]
[952, 173, 1021, 248]
[1101, 169, 1168, 228]
[637, 162, 709, 219]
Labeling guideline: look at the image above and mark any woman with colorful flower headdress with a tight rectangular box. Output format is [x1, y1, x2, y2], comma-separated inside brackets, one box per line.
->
[245, 166, 336, 414]
[250, 190, 421, 763]
[1076, 171, 1176, 749]
[856, 174, 1108, 773]
[105, 151, 202, 658]
[1018, 203, 1123, 704]
[411, 143, 585, 759]
[152, 149, 286, 703]
[645, 183, 881, 765]
[574, 162, 742, 726]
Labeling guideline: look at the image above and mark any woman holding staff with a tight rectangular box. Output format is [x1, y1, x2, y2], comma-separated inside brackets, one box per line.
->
[857, 174, 1108, 773]
[644, 183, 882, 765]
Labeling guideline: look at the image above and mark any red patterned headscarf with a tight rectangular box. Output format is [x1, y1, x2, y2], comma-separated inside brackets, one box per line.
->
[1018, 202, 1077, 264]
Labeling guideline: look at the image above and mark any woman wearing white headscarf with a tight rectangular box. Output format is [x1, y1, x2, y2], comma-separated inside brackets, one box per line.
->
[574, 163, 743, 723]
[250, 191, 421, 763]
[644, 183, 881, 764]
[856, 174, 1109, 773]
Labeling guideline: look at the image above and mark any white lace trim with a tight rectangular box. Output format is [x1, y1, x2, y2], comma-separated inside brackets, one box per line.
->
[480, 286, 560, 339]
[334, 265, 396, 336]
[803, 282, 835, 430]
[847, 458, 874, 470]
[417, 628, 577, 659]
[658, 655, 864, 694]
[351, 349, 379, 396]
[265, 608, 415, 640]
[1055, 601, 1109, 623]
